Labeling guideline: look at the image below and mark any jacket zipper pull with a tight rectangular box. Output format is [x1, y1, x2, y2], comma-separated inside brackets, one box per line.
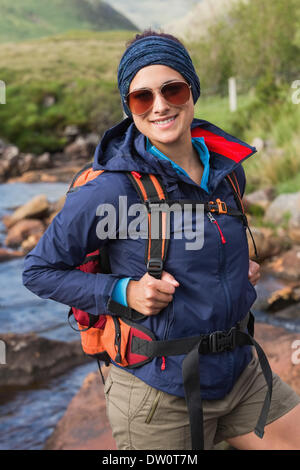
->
[207, 212, 226, 244]
[161, 356, 166, 371]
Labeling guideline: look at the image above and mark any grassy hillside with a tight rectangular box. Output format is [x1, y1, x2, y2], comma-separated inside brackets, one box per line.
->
[0, 30, 135, 153]
[0, 0, 136, 43]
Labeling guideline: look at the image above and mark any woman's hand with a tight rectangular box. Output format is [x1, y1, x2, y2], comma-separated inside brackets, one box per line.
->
[248, 259, 260, 286]
[127, 270, 179, 316]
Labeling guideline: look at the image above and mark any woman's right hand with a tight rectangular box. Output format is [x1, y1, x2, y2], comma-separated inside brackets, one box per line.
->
[126, 270, 180, 316]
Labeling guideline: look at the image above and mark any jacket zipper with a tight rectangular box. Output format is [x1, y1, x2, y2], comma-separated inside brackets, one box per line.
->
[207, 212, 232, 318]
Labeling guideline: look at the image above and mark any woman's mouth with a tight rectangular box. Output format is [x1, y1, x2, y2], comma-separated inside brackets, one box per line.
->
[152, 115, 177, 129]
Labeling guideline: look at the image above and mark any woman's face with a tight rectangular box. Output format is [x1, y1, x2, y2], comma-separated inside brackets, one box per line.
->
[128, 64, 194, 149]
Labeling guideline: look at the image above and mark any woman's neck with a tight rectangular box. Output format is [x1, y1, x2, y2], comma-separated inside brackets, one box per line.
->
[150, 135, 199, 172]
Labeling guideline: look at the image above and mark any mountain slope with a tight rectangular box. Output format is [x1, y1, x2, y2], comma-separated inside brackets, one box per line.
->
[0, 0, 136, 43]
[109, 0, 203, 29]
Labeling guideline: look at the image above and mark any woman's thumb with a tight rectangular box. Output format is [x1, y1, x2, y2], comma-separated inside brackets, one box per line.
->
[161, 270, 180, 286]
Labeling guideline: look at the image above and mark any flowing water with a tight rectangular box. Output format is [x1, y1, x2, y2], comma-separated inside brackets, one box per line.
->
[0, 182, 299, 450]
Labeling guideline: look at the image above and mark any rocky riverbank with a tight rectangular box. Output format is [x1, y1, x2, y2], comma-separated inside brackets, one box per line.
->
[0, 332, 91, 389]
[0, 126, 98, 184]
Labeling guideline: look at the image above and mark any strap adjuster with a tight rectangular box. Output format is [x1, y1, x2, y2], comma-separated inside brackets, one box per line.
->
[209, 198, 227, 214]
[209, 327, 237, 353]
[147, 258, 163, 279]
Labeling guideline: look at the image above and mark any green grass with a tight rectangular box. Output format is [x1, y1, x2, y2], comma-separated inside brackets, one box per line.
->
[0, 0, 136, 43]
[0, 31, 135, 153]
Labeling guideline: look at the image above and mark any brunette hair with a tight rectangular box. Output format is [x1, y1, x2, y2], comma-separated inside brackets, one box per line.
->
[126, 29, 184, 49]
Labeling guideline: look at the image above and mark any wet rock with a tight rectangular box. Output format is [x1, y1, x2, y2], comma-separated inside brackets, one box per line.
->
[44, 367, 116, 450]
[5, 219, 45, 248]
[3, 194, 50, 228]
[265, 284, 300, 312]
[65, 136, 90, 160]
[0, 332, 91, 388]
[273, 303, 300, 322]
[0, 247, 24, 262]
[264, 192, 300, 226]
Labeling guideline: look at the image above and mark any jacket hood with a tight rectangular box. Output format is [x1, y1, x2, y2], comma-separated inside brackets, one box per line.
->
[93, 117, 256, 194]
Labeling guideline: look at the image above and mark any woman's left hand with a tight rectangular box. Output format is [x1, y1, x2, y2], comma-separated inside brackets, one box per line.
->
[248, 259, 260, 286]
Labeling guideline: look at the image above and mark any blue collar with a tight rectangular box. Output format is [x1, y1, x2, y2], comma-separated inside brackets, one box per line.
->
[146, 136, 210, 192]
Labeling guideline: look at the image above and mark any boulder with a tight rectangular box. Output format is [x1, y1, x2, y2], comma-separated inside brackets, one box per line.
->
[264, 193, 300, 226]
[5, 219, 45, 248]
[44, 367, 116, 450]
[35, 152, 52, 170]
[264, 246, 300, 281]
[17, 153, 36, 174]
[0, 332, 91, 388]
[3, 194, 49, 228]
[0, 247, 24, 262]
[64, 136, 89, 160]
[21, 233, 43, 253]
[244, 187, 276, 214]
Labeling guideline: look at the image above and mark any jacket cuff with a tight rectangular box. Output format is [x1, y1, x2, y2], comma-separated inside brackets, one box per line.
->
[111, 277, 132, 307]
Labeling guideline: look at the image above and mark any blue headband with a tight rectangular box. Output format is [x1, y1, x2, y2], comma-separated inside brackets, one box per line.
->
[118, 36, 201, 117]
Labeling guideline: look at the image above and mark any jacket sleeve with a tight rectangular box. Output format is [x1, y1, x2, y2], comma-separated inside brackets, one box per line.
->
[22, 173, 125, 316]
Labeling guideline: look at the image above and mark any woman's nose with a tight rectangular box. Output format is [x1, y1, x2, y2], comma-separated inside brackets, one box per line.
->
[152, 91, 170, 113]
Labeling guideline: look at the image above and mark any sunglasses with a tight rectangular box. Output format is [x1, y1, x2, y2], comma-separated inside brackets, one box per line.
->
[126, 80, 192, 116]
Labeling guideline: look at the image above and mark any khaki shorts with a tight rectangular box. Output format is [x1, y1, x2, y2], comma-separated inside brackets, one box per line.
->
[104, 353, 300, 450]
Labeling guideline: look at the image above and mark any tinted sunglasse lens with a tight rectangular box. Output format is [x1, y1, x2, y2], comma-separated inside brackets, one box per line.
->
[161, 82, 191, 106]
[127, 81, 191, 115]
[127, 89, 153, 115]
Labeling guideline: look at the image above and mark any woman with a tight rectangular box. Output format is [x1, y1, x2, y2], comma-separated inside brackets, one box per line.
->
[23, 31, 300, 450]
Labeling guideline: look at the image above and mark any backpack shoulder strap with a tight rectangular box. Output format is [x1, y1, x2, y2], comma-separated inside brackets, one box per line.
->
[67, 162, 105, 193]
[226, 170, 258, 259]
[127, 171, 169, 279]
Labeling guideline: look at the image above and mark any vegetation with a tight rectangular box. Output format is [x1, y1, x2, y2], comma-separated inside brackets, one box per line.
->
[0, 0, 136, 43]
[0, 0, 299, 194]
[0, 31, 135, 153]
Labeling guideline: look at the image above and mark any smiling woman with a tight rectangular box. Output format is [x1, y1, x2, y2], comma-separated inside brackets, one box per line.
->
[22, 30, 300, 451]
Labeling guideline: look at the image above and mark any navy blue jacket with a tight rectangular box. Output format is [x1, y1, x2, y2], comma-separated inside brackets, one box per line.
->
[23, 117, 257, 400]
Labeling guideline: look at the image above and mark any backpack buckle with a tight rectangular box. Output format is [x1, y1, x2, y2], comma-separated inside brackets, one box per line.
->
[147, 258, 163, 279]
[209, 327, 237, 353]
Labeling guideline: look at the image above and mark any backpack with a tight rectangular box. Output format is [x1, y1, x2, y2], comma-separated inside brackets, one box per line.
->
[66, 163, 270, 451]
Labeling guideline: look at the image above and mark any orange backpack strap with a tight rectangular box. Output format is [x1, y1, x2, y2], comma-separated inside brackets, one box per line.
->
[127, 171, 169, 279]
[67, 162, 105, 192]
[226, 171, 258, 259]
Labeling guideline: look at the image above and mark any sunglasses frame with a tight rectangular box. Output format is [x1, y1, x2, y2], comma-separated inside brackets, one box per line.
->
[125, 80, 192, 116]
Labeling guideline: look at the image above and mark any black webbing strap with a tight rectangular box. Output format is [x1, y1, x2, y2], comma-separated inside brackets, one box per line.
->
[131, 312, 272, 450]
[182, 326, 273, 449]
[107, 298, 145, 321]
